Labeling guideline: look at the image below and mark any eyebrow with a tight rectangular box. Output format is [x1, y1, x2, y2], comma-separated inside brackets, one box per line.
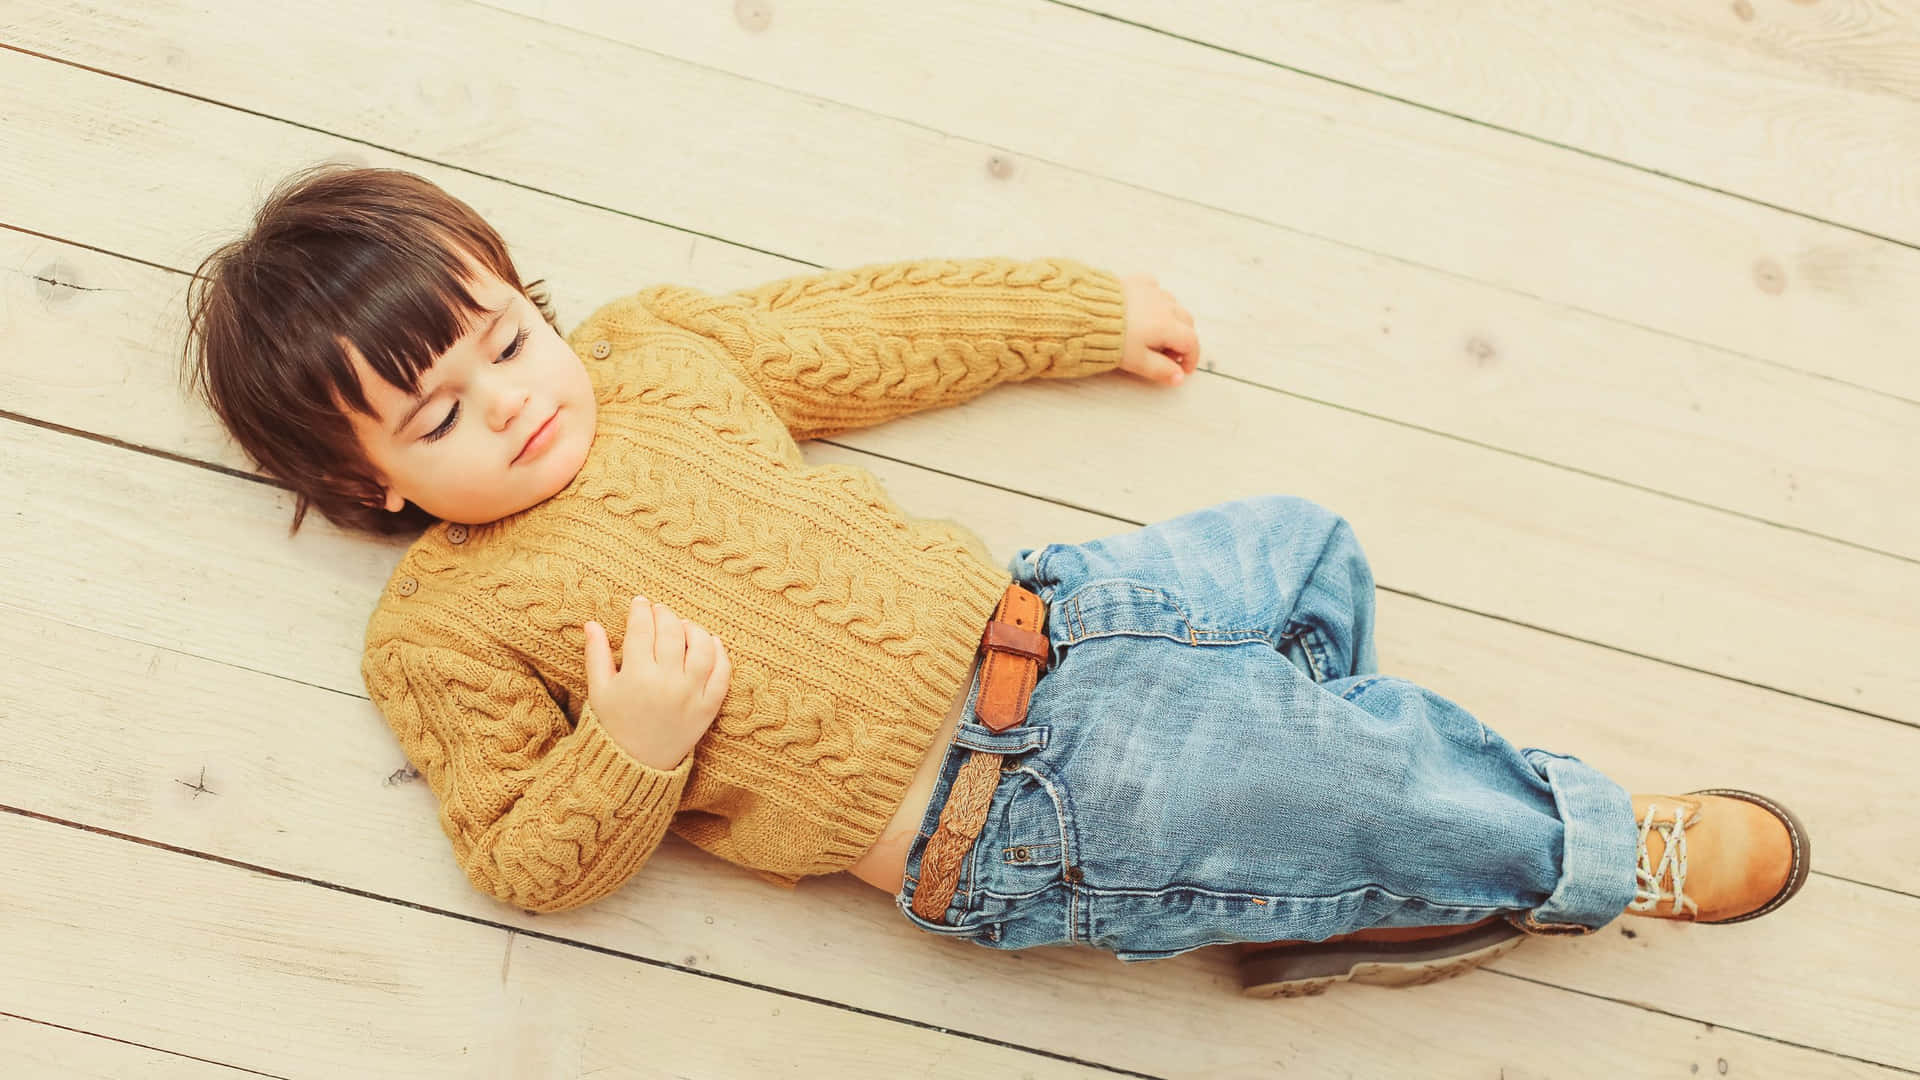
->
[390, 306, 510, 436]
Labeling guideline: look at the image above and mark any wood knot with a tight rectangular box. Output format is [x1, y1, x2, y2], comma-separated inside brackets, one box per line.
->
[1731, 0, 1754, 20]
[987, 155, 1016, 180]
[34, 259, 84, 304]
[1752, 257, 1787, 295]
[1465, 336, 1497, 366]
[734, 0, 772, 33]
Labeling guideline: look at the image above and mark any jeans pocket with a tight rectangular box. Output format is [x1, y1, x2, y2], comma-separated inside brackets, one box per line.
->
[985, 768, 1068, 889]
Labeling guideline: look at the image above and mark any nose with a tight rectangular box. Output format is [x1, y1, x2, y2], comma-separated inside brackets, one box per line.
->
[487, 381, 532, 431]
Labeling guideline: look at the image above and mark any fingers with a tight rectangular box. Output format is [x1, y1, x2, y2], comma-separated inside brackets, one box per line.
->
[623, 595, 655, 670]
[1160, 322, 1201, 372]
[583, 620, 612, 690]
[684, 621, 717, 673]
[1146, 281, 1198, 367]
[651, 600, 687, 666]
[701, 634, 732, 706]
[612, 595, 721, 672]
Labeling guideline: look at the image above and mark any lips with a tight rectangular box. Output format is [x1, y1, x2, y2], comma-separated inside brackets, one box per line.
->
[513, 409, 558, 464]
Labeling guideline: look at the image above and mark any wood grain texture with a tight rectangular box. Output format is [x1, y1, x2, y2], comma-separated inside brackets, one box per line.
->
[476, 0, 1920, 400]
[6, 6, 1920, 562]
[1088, 0, 1920, 242]
[3, 1, 1913, 1075]
[0, 416, 1916, 1069]
[0, 814, 1119, 1080]
[0, 1014, 263, 1080]
[4, 94, 1916, 716]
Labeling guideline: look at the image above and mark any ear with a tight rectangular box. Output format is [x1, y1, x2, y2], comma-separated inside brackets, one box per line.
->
[331, 469, 401, 513]
[360, 483, 405, 512]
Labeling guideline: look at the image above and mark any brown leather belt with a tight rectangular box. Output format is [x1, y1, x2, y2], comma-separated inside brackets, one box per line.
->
[910, 580, 1050, 923]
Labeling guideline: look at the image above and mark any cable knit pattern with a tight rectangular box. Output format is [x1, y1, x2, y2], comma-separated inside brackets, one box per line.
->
[362, 257, 1126, 912]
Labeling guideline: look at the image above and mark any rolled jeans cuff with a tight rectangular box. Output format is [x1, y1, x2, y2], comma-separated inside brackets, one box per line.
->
[1515, 748, 1638, 934]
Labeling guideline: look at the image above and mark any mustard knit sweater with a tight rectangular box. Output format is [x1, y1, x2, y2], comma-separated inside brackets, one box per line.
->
[360, 256, 1126, 912]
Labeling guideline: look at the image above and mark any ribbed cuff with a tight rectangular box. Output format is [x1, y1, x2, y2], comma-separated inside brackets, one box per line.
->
[573, 700, 696, 818]
[1037, 258, 1126, 377]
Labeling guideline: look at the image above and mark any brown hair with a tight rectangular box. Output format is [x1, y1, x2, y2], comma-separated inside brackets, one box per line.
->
[179, 163, 561, 538]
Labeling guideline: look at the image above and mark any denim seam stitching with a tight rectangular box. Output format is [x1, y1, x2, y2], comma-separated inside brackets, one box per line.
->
[1284, 514, 1349, 658]
[1188, 626, 1271, 644]
[1338, 675, 1388, 702]
[1066, 880, 1515, 912]
[1019, 762, 1082, 947]
[1294, 625, 1330, 683]
[1060, 581, 1209, 645]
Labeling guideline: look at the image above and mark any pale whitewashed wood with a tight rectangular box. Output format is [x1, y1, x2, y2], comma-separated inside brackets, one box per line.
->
[6, 158, 1919, 718]
[1493, 875, 1919, 1069]
[0, 1014, 259, 1080]
[1088, 0, 1920, 242]
[11, 7, 1920, 564]
[465, 0, 1920, 403]
[3, 419, 1917, 897]
[0, 815, 1118, 1080]
[2, 419, 1917, 1068]
[3, 598, 1908, 1078]
[6, 1, 1914, 1075]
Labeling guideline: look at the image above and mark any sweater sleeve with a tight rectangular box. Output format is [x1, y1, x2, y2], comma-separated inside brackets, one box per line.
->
[660, 256, 1129, 441]
[363, 641, 693, 913]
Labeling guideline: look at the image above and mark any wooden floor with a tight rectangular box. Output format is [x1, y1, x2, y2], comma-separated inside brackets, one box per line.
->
[4, 2, 1917, 1077]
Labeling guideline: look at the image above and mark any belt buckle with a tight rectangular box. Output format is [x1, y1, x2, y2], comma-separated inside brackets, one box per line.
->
[975, 584, 1048, 733]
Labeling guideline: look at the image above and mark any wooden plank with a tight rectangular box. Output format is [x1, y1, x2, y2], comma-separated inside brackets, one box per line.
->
[0, 814, 1119, 1080]
[462, 0, 1920, 402]
[1, 430, 1917, 1068]
[4, 3, 1909, 1075]
[1087, 0, 1920, 243]
[4, 625, 1908, 1079]
[4, 134, 1918, 717]
[1493, 876, 1919, 1070]
[0, 1014, 265, 1080]
[5, 13, 1920, 565]
[3, 436, 1916, 894]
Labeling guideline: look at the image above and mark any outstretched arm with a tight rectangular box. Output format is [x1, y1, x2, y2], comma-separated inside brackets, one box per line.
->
[646, 256, 1131, 441]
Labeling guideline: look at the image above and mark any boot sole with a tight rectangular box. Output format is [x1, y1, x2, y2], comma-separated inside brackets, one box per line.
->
[1238, 920, 1524, 999]
[1685, 788, 1813, 924]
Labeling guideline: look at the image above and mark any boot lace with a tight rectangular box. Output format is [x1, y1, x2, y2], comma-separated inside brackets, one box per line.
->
[1628, 800, 1700, 917]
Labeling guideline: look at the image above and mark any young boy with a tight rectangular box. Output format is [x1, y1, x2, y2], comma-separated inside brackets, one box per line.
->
[182, 164, 1807, 997]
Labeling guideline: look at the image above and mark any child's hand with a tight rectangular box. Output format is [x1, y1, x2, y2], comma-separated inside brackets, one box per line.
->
[1117, 273, 1201, 387]
[584, 596, 732, 770]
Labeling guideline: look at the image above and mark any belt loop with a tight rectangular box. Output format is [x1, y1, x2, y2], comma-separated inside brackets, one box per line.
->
[976, 583, 1047, 733]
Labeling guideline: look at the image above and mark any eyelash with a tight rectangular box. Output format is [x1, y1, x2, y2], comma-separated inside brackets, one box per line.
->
[421, 326, 530, 443]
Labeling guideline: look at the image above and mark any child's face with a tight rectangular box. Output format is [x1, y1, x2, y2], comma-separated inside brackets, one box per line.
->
[343, 260, 597, 526]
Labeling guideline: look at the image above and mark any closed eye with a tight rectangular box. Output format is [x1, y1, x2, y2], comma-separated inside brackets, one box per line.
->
[420, 325, 531, 443]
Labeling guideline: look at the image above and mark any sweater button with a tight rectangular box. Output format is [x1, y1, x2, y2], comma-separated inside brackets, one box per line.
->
[591, 340, 612, 359]
[446, 524, 468, 544]
[394, 577, 418, 597]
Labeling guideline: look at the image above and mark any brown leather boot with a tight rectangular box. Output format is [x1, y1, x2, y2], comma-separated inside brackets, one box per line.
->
[1236, 916, 1523, 998]
[1624, 789, 1810, 924]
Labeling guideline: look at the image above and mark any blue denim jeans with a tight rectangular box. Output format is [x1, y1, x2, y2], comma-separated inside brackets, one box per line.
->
[893, 495, 1641, 963]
